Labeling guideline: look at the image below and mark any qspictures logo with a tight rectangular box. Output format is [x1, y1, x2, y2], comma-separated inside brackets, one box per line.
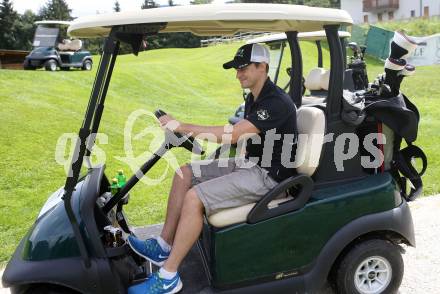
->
[55, 109, 387, 186]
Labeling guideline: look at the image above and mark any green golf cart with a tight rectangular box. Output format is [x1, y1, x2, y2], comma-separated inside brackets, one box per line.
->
[23, 21, 92, 71]
[3, 4, 424, 294]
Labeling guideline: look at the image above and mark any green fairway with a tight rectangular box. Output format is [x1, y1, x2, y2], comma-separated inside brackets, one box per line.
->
[0, 41, 438, 265]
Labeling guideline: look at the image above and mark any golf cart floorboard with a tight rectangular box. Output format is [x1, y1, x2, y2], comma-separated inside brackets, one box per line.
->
[133, 225, 335, 294]
[134, 225, 212, 293]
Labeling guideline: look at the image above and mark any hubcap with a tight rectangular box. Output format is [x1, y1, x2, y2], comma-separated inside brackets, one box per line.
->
[354, 256, 392, 294]
[50, 63, 56, 71]
[86, 62, 91, 70]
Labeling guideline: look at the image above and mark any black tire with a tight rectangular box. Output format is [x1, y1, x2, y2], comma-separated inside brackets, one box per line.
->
[44, 59, 58, 71]
[23, 60, 36, 70]
[25, 284, 79, 294]
[335, 239, 403, 294]
[82, 60, 92, 71]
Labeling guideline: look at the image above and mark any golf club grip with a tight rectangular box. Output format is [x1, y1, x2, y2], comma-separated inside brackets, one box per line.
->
[154, 109, 167, 119]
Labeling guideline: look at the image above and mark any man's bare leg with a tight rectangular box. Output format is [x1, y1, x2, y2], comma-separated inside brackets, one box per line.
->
[160, 165, 193, 245]
[162, 188, 204, 272]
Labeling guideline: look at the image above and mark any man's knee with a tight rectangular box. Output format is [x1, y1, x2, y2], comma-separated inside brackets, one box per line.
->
[183, 188, 204, 212]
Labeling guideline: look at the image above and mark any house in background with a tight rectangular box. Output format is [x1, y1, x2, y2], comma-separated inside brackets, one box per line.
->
[341, 0, 440, 24]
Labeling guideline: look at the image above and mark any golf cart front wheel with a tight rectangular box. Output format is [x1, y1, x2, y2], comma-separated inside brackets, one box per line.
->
[44, 59, 58, 71]
[335, 239, 403, 294]
[82, 60, 92, 71]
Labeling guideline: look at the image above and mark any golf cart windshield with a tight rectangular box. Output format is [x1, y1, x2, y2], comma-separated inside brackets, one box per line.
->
[33, 26, 59, 47]
[266, 41, 285, 83]
[33, 21, 72, 48]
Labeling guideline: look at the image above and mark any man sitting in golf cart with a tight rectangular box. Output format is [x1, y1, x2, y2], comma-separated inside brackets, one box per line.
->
[128, 43, 298, 293]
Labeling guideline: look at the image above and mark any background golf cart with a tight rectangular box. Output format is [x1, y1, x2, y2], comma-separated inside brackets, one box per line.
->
[229, 30, 369, 124]
[2, 4, 418, 294]
[23, 21, 92, 71]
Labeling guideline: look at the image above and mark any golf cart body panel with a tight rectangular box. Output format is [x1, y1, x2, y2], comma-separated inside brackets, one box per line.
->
[4, 4, 421, 294]
[202, 173, 413, 289]
[24, 20, 92, 71]
[3, 165, 133, 294]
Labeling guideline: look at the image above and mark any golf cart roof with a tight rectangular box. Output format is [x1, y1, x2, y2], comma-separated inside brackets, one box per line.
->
[35, 20, 72, 26]
[68, 4, 352, 38]
[246, 30, 351, 44]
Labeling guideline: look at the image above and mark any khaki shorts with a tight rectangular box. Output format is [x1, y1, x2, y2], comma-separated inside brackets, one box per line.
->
[187, 158, 278, 216]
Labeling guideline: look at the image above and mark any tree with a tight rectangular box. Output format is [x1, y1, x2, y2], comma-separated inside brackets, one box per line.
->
[114, 0, 121, 12]
[14, 10, 38, 50]
[0, 0, 19, 49]
[168, 0, 175, 6]
[141, 0, 158, 9]
[39, 0, 72, 20]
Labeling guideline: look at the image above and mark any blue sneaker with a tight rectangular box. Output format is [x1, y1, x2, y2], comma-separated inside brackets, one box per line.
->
[128, 272, 182, 294]
[128, 236, 170, 266]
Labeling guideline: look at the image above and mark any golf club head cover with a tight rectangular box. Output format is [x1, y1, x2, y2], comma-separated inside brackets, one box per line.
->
[384, 57, 406, 97]
[398, 64, 416, 77]
[390, 30, 418, 60]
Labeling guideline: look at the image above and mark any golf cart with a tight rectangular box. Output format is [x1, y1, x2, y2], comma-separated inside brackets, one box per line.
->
[23, 20, 93, 71]
[3, 4, 425, 294]
[229, 30, 369, 124]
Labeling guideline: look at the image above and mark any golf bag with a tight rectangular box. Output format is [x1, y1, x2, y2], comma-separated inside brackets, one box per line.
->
[341, 31, 427, 201]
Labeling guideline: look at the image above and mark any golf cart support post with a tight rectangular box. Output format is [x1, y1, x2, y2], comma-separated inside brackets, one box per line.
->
[63, 36, 121, 268]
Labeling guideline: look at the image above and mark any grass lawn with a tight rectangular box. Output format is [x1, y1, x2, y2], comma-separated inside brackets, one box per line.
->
[0, 41, 438, 265]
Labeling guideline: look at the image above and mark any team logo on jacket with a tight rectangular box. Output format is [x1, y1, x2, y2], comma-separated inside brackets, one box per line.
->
[257, 109, 270, 120]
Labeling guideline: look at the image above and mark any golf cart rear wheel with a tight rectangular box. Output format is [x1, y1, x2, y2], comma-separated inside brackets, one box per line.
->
[44, 59, 58, 71]
[82, 60, 92, 71]
[335, 239, 403, 294]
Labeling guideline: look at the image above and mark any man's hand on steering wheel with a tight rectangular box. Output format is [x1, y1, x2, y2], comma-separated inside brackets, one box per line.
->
[157, 113, 182, 133]
[154, 109, 204, 155]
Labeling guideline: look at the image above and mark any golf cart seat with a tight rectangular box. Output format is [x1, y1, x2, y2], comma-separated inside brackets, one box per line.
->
[302, 67, 329, 105]
[68, 39, 83, 51]
[58, 39, 82, 51]
[208, 106, 325, 228]
[58, 39, 71, 51]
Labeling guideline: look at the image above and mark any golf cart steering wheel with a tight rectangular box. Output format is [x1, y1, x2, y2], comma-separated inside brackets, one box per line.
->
[154, 109, 204, 155]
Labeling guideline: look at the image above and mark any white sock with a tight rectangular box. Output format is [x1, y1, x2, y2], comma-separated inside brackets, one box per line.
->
[156, 236, 171, 252]
[159, 267, 177, 280]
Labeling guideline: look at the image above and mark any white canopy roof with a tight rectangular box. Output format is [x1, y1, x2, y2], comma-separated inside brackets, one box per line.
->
[246, 30, 351, 44]
[68, 4, 353, 38]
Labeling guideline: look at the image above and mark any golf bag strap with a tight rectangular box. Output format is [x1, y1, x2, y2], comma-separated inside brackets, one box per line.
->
[392, 143, 427, 201]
